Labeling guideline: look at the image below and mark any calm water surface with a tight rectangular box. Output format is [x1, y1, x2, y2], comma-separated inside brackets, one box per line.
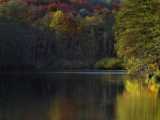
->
[0, 70, 159, 120]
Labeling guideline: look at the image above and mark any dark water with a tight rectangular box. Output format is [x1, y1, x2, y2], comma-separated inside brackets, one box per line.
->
[0, 70, 125, 120]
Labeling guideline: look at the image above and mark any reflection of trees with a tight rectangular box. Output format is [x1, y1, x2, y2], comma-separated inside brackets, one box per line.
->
[117, 79, 160, 120]
[117, 93, 160, 120]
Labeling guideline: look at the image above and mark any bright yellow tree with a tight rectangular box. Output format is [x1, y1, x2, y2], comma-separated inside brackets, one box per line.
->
[49, 10, 77, 34]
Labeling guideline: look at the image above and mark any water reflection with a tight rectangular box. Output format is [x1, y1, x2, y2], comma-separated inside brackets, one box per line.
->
[2, 72, 160, 120]
[0, 71, 124, 120]
[116, 81, 160, 120]
[1, 72, 160, 120]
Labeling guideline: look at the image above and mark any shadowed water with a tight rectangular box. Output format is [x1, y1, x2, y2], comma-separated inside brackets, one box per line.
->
[0, 71, 124, 120]
[0, 70, 159, 120]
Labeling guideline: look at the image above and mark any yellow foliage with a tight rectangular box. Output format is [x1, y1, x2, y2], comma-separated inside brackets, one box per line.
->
[148, 63, 158, 71]
[85, 15, 103, 25]
[78, 15, 104, 31]
[49, 11, 65, 31]
[49, 10, 77, 34]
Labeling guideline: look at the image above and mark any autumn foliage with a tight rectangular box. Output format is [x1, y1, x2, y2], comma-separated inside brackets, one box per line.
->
[0, 0, 120, 34]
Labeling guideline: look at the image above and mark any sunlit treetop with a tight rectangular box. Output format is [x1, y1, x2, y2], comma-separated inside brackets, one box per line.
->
[49, 10, 78, 34]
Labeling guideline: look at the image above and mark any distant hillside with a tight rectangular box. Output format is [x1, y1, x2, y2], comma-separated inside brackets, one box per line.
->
[0, 0, 117, 71]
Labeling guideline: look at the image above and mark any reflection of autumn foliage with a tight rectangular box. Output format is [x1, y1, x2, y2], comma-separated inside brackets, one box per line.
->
[49, 96, 77, 120]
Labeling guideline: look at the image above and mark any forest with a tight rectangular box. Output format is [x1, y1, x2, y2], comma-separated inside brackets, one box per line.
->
[0, 0, 160, 85]
[0, 0, 122, 70]
[0, 1, 125, 120]
[115, 0, 160, 97]
[1, 0, 160, 119]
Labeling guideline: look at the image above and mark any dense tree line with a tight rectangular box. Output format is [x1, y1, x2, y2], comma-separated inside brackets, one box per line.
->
[0, 0, 120, 70]
[115, 0, 160, 78]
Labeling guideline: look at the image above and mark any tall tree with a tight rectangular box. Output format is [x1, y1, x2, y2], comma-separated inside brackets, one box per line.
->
[115, 0, 160, 75]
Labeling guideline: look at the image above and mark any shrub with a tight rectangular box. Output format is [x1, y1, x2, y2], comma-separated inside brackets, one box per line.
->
[0, 0, 29, 22]
[95, 57, 124, 69]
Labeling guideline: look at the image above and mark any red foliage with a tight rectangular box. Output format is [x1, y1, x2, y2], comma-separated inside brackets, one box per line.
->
[22, 0, 36, 5]
[93, 4, 111, 15]
[22, 0, 73, 13]
[112, 2, 121, 11]
[70, 0, 89, 5]
[77, 0, 88, 4]
[0, 0, 9, 4]
[48, 2, 73, 12]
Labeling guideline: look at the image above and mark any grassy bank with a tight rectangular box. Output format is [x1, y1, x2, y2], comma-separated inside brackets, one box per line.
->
[95, 57, 125, 70]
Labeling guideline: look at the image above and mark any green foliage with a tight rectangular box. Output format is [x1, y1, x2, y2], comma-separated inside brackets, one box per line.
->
[0, 0, 116, 67]
[95, 57, 124, 69]
[33, 13, 51, 29]
[79, 15, 104, 28]
[0, 0, 29, 22]
[115, 0, 160, 75]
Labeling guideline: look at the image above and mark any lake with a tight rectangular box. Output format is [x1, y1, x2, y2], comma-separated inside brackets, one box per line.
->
[0, 70, 159, 120]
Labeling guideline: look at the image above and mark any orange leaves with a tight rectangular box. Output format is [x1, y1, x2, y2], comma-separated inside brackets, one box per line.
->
[0, 0, 8, 4]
